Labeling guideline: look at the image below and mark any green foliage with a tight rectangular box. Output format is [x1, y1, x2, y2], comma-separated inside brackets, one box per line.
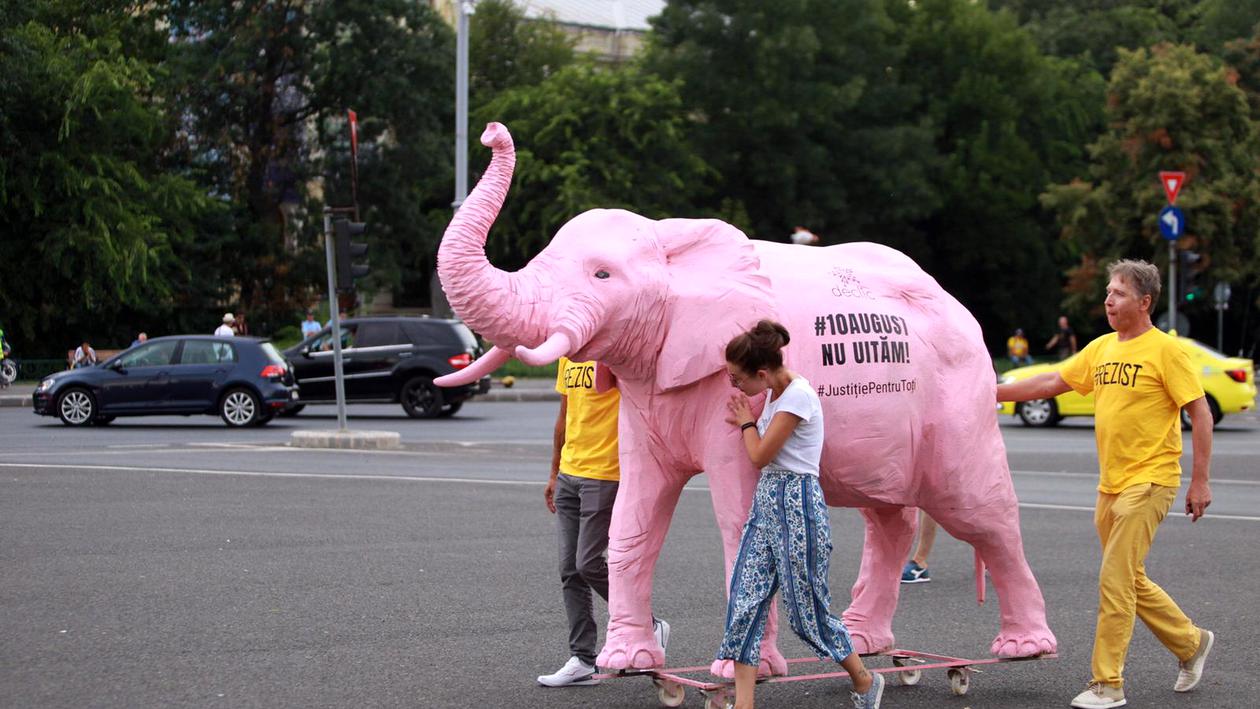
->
[896, 0, 1107, 347]
[644, 0, 938, 243]
[164, 0, 456, 329]
[470, 0, 576, 109]
[0, 1, 212, 353]
[472, 61, 713, 269]
[1041, 43, 1259, 323]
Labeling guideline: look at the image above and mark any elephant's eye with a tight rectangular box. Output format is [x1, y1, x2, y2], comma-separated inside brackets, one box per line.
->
[594, 270, 610, 280]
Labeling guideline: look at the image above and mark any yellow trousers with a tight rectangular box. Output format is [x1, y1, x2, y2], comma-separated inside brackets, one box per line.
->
[1092, 483, 1201, 687]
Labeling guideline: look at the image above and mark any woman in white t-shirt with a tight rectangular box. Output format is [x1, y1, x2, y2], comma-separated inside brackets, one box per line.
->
[717, 320, 884, 709]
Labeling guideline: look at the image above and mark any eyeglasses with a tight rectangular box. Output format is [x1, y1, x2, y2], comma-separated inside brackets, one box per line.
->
[727, 370, 753, 387]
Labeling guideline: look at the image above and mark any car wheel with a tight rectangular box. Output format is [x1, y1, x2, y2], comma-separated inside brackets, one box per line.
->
[400, 376, 443, 419]
[437, 401, 463, 418]
[1017, 398, 1060, 427]
[57, 388, 96, 426]
[220, 388, 261, 427]
[278, 404, 305, 417]
[92, 416, 115, 426]
[1181, 395, 1223, 429]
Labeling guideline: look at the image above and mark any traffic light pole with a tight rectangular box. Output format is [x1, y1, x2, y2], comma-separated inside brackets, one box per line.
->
[323, 209, 350, 432]
[1168, 240, 1177, 334]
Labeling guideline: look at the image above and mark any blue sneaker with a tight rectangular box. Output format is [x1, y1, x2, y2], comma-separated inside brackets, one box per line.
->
[851, 671, 884, 709]
[901, 561, 930, 584]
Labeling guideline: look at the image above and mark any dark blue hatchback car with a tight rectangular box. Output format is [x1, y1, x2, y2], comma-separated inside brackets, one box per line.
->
[33, 336, 299, 427]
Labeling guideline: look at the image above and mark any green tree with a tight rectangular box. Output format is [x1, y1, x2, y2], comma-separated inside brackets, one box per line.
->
[0, 0, 211, 353]
[1041, 44, 1258, 331]
[643, 0, 938, 244]
[471, 61, 712, 269]
[896, 0, 1106, 348]
[992, 1, 1195, 75]
[469, 0, 576, 110]
[163, 0, 455, 325]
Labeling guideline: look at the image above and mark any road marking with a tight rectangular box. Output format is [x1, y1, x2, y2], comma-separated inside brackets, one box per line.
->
[3, 462, 1260, 522]
[1012, 470, 1260, 487]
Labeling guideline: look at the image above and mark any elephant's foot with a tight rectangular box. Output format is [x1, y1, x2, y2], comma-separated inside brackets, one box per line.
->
[845, 625, 895, 655]
[990, 627, 1058, 658]
[597, 630, 663, 671]
[708, 646, 787, 680]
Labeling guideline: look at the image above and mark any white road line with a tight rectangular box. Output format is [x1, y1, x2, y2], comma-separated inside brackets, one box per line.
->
[2, 462, 1259, 522]
[1011, 470, 1260, 487]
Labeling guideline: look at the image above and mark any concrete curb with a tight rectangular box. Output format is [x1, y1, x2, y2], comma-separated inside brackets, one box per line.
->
[0, 393, 31, 408]
[290, 430, 402, 450]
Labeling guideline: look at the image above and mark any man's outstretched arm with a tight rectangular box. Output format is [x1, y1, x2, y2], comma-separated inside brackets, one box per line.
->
[996, 371, 1073, 403]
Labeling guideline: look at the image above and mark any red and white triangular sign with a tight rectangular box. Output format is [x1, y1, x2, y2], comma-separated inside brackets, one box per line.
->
[1159, 171, 1186, 205]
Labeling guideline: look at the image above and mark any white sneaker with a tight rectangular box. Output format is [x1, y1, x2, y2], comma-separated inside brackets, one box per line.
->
[653, 617, 671, 653]
[1174, 628, 1214, 692]
[536, 656, 598, 687]
[1069, 682, 1126, 708]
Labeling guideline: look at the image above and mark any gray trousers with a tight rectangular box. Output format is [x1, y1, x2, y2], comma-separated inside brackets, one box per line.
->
[554, 473, 618, 665]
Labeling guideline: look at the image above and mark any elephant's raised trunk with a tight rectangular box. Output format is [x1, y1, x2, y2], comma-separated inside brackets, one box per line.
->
[437, 123, 542, 348]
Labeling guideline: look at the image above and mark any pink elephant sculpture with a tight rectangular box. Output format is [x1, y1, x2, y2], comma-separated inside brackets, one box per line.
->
[436, 123, 1057, 676]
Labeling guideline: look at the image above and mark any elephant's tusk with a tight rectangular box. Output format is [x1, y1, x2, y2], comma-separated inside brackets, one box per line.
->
[515, 332, 572, 367]
[435, 345, 512, 387]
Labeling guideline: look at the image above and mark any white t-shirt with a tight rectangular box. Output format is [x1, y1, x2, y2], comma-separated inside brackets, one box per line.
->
[756, 376, 824, 476]
[214, 324, 235, 337]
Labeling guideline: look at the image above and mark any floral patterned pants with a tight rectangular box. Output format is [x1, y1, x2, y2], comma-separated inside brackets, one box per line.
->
[716, 470, 855, 666]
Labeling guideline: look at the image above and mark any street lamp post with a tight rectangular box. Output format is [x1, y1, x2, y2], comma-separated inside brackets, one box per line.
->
[432, 1, 475, 320]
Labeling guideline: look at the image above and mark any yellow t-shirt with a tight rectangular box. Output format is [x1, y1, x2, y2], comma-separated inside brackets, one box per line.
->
[555, 357, 621, 481]
[1059, 328, 1203, 494]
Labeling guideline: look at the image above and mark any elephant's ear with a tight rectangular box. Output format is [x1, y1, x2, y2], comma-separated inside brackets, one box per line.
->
[653, 219, 775, 391]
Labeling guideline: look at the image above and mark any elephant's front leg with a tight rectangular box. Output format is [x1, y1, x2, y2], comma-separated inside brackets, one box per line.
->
[705, 446, 787, 679]
[841, 506, 918, 654]
[595, 456, 685, 671]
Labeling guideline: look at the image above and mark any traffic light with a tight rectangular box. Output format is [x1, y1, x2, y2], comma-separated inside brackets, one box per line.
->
[333, 218, 369, 292]
[1178, 249, 1203, 304]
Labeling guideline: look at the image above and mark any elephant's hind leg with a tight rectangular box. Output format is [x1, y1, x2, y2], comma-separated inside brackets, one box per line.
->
[930, 503, 1058, 658]
[841, 506, 917, 654]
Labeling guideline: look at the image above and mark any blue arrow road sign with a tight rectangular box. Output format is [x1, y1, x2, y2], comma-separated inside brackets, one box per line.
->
[1158, 205, 1184, 241]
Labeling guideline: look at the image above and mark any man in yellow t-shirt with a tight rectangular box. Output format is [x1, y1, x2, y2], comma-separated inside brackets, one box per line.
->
[537, 358, 639, 687]
[997, 259, 1214, 709]
[1007, 328, 1033, 366]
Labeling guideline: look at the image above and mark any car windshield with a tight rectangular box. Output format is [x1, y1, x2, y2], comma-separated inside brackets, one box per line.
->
[261, 342, 286, 364]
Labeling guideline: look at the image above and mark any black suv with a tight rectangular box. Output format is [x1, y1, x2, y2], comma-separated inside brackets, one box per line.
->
[282, 316, 490, 418]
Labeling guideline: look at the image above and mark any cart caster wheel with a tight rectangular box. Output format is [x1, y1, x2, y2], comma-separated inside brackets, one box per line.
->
[892, 656, 922, 686]
[654, 678, 685, 707]
[948, 668, 970, 696]
[704, 688, 733, 709]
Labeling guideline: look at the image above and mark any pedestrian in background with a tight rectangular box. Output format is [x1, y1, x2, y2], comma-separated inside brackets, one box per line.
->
[301, 311, 322, 339]
[215, 313, 236, 337]
[1007, 328, 1033, 366]
[999, 259, 1214, 709]
[130, 332, 148, 348]
[790, 225, 820, 245]
[234, 313, 249, 336]
[1046, 315, 1077, 360]
[70, 341, 97, 369]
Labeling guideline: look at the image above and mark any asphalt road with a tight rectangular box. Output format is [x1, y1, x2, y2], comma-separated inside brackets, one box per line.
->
[2, 400, 1257, 708]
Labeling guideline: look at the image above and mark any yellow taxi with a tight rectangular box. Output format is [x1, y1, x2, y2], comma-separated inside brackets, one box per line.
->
[998, 336, 1255, 429]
